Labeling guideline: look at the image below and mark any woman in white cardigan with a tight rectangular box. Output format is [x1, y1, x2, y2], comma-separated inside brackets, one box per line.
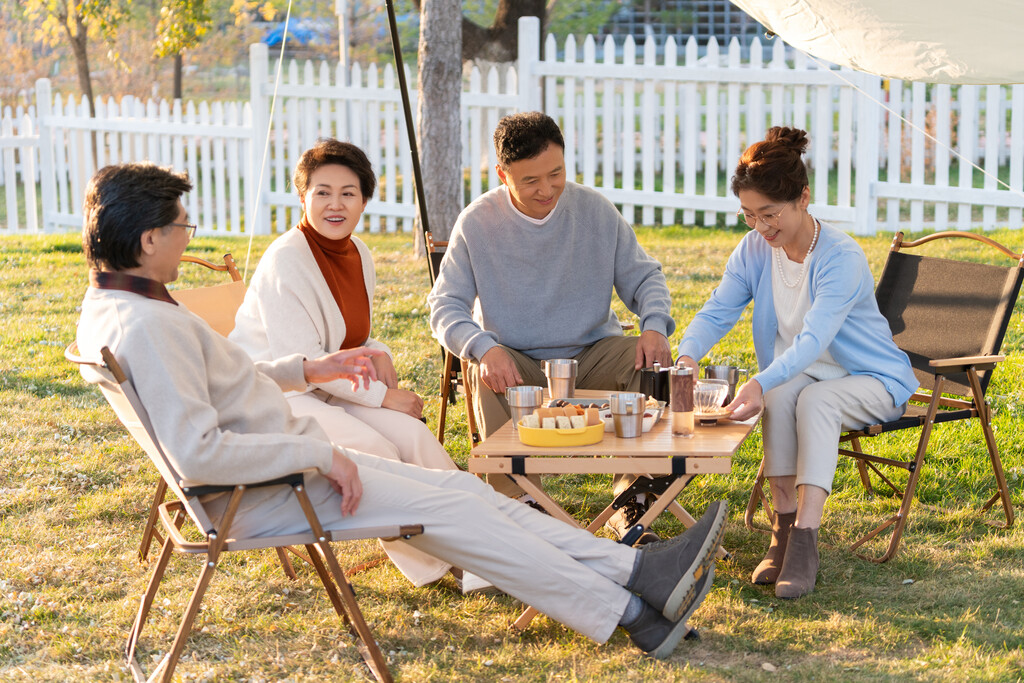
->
[230, 139, 458, 587]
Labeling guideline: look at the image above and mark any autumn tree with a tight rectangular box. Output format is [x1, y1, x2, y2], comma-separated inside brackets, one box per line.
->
[24, 0, 129, 116]
[154, 0, 211, 100]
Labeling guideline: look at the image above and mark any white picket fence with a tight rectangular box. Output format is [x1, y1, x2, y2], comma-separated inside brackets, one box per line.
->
[1, 16, 1022, 237]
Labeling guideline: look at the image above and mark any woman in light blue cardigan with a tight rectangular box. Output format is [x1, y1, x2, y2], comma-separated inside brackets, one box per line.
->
[676, 128, 917, 598]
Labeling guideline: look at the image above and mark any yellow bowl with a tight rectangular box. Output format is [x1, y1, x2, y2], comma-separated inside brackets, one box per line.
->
[516, 421, 605, 447]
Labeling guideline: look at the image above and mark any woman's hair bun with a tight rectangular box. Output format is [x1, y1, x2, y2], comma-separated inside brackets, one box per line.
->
[763, 126, 809, 156]
[731, 126, 810, 201]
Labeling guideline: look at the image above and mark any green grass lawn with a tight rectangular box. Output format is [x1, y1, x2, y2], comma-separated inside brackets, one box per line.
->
[1, 228, 1022, 682]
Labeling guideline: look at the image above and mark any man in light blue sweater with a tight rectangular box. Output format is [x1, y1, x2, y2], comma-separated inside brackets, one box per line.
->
[428, 112, 676, 540]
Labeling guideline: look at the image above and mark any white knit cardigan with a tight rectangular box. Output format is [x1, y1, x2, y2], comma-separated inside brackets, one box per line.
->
[230, 227, 392, 407]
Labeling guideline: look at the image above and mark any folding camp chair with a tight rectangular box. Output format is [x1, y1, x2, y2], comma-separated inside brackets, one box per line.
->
[66, 343, 422, 683]
[169, 253, 246, 336]
[135, 253, 247, 564]
[426, 231, 481, 448]
[745, 230, 1020, 562]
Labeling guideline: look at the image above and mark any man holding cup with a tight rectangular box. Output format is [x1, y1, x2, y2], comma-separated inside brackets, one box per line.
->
[428, 112, 675, 540]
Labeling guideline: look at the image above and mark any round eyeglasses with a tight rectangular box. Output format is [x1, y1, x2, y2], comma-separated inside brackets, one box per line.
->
[168, 222, 197, 239]
[736, 203, 788, 230]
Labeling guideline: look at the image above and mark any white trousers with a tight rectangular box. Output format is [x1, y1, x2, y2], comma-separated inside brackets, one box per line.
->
[288, 392, 458, 586]
[206, 450, 637, 643]
[762, 373, 905, 493]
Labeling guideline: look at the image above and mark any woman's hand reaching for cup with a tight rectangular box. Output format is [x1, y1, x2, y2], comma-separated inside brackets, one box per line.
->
[725, 379, 764, 421]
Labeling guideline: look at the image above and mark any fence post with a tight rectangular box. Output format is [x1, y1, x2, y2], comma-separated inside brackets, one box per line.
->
[35, 79, 57, 234]
[854, 72, 882, 235]
[517, 17, 541, 112]
[249, 43, 270, 235]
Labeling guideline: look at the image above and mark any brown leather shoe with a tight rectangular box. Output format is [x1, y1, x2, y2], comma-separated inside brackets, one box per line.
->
[751, 511, 796, 585]
[775, 526, 819, 599]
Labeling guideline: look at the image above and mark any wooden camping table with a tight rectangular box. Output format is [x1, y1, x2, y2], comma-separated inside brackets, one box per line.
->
[469, 390, 759, 630]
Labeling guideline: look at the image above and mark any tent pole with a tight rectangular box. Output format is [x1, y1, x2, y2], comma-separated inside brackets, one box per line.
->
[384, 0, 432, 258]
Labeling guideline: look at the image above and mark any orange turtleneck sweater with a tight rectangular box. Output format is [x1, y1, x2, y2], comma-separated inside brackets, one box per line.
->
[298, 219, 371, 350]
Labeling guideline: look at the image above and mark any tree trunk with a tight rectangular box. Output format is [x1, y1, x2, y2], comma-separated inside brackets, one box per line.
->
[411, 0, 546, 64]
[417, 0, 462, 243]
[64, 13, 96, 117]
[461, 0, 545, 62]
[173, 53, 183, 100]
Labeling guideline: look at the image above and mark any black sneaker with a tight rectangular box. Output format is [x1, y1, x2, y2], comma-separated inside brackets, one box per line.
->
[606, 498, 662, 545]
[626, 500, 727, 621]
[624, 564, 715, 659]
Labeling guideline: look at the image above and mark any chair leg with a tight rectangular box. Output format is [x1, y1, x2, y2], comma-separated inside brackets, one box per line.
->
[126, 511, 181, 668]
[156, 551, 222, 682]
[968, 370, 1015, 529]
[744, 458, 773, 534]
[436, 351, 454, 445]
[461, 358, 481, 447]
[275, 547, 298, 580]
[139, 479, 168, 563]
[851, 379, 944, 563]
[851, 437, 875, 495]
[304, 543, 352, 622]
[293, 483, 394, 683]
[150, 491, 242, 682]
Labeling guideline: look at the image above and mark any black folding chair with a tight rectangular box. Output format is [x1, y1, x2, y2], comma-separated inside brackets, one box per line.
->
[745, 230, 1020, 562]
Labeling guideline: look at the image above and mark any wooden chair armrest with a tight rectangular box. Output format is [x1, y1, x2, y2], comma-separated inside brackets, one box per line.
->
[928, 354, 1004, 373]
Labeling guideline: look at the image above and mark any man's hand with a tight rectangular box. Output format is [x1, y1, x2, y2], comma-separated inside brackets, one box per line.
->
[303, 347, 385, 389]
[478, 346, 522, 394]
[371, 353, 399, 389]
[725, 379, 764, 421]
[381, 387, 424, 418]
[634, 330, 673, 370]
[326, 448, 363, 516]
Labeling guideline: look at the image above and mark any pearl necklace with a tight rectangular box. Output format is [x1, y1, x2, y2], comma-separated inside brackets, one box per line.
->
[774, 217, 820, 289]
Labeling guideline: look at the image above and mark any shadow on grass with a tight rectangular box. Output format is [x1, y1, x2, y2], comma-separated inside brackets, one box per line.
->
[46, 241, 83, 254]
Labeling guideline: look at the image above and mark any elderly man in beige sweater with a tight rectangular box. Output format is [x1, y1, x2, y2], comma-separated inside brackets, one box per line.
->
[74, 162, 727, 660]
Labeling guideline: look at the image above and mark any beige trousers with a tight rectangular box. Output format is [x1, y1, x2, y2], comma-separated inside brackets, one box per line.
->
[762, 373, 906, 493]
[205, 449, 637, 643]
[468, 335, 643, 499]
[288, 391, 458, 586]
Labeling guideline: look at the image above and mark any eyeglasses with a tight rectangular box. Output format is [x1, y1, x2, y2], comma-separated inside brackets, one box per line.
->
[168, 222, 197, 239]
[736, 203, 788, 230]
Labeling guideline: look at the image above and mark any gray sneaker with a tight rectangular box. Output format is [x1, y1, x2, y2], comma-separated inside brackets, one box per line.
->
[626, 500, 727, 621]
[624, 564, 715, 659]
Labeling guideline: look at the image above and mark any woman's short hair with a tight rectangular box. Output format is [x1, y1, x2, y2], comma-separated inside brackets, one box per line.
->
[292, 138, 377, 199]
[493, 111, 565, 168]
[82, 163, 192, 271]
[731, 126, 810, 202]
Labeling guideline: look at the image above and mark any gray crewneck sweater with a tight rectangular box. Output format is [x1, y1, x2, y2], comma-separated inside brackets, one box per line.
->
[428, 182, 675, 361]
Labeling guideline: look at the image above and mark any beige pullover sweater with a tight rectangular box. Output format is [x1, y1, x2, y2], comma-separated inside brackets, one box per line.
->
[77, 286, 335, 486]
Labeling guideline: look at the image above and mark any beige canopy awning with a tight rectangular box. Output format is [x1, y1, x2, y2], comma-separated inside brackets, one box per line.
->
[729, 0, 1024, 84]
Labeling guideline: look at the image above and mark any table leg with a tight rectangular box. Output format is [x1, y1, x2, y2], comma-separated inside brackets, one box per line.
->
[510, 475, 709, 633]
[510, 475, 581, 528]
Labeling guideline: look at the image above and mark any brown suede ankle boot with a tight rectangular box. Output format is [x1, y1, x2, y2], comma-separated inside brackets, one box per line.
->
[775, 526, 819, 599]
[751, 511, 796, 585]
